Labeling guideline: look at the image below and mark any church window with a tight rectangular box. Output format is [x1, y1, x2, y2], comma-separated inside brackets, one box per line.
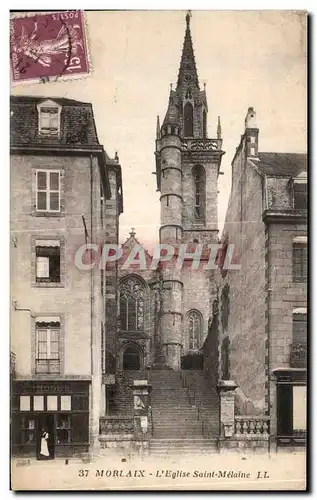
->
[188, 310, 202, 351]
[119, 277, 145, 331]
[184, 102, 193, 137]
[192, 165, 206, 220]
[203, 109, 207, 138]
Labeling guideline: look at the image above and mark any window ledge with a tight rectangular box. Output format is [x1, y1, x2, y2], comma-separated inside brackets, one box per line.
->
[32, 282, 65, 288]
[33, 211, 64, 218]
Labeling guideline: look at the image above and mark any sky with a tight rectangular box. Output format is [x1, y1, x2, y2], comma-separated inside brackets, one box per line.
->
[11, 10, 307, 247]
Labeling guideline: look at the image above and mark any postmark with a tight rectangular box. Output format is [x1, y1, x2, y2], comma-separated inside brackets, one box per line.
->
[10, 11, 91, 85]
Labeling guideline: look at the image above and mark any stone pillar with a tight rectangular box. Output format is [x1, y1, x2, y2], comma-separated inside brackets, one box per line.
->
[217, 380, 237, 438]
[130, 380, 152, 439]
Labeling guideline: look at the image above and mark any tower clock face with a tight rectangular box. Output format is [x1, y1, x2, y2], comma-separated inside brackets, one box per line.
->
[184, 74, 192, 82]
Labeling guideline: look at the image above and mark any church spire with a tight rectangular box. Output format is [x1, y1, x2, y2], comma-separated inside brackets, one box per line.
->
[176, 11, 199, 90]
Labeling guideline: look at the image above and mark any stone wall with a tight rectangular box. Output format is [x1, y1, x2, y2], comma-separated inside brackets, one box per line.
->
[10, 154, 103, 379]
[217, 142, 266, 414]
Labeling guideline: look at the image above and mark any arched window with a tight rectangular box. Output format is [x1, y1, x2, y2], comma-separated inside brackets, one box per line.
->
[203, 109, 207, 138]
[184, 102, 193, 137]
[188, 310, 202, 350]
[123, 345, 141, 370]
[192, 165, 206, 220]
[119, 276, 145, 331]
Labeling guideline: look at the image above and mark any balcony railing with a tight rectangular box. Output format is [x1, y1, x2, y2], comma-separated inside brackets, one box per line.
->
[182, 138, 222, 152]
[290, 342, 307, 368]
[35, 359, 60, 374]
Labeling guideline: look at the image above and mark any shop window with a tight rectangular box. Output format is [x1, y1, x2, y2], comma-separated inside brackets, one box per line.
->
[47, 395, 58, 411]
[33, 395, 44, 411]
[56, 415, 71, 444]
[36, 170, 61, 212]
[36, 240, 61, 283]
[119, 276, 145, 331]
[35, 318, 61, 374]
[72, 414, 89, 443]
[72, 394, 89, 411]
[188, 310, 202, 351]
[20, 416, 36, 445]
[60, 395, 71, 411]
[20, 395, 30, 411]
[277, 383, 307, 444]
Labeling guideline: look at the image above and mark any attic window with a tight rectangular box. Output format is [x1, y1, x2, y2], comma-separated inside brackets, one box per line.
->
[37, 101, 61, 137]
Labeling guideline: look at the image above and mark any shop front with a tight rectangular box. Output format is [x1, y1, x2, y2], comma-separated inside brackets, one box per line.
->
[11, 381, 90, 458]
[273, 368, 307, 447]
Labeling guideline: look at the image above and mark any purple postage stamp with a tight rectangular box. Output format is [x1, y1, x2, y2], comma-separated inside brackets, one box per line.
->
[10, 10, 90, 84]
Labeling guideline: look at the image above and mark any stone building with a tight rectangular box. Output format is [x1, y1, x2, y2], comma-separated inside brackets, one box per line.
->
[100, 13, 224, 455]
[216, 106, 307, 450]
[10, 95, 123, 458]
[112, 11, 224, 376]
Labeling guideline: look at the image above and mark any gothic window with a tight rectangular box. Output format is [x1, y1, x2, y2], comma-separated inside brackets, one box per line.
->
[184, 102, 193, 137]
[188, 310, 202, 351]
[192, 165, 206, 220]
[119, 276, 145, 331]
[203, 109, 207, 138]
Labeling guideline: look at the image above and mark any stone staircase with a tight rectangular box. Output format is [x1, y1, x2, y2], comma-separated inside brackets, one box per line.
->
[149, 369, 219, 455]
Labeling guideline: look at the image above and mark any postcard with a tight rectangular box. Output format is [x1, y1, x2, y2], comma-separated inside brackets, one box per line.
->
[10, 9, 307, 491]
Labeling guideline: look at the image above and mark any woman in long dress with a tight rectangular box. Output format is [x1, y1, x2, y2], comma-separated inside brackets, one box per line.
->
[40, 429, 50, 458]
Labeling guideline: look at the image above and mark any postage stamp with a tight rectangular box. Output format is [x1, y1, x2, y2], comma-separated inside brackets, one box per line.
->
[10, 11, 91, 85]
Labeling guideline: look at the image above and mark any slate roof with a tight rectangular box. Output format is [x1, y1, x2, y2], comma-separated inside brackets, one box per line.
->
[256, 153, 307, 177]
[10, 95, 100, 147]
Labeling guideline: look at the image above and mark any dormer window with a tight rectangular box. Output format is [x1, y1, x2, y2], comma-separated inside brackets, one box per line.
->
[37, 100, 61, 137]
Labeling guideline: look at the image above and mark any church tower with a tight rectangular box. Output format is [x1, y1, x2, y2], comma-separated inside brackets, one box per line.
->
[155, 12, 225, 370]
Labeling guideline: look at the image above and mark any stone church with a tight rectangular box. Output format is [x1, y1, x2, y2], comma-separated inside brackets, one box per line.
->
[114, 12, 224, 379]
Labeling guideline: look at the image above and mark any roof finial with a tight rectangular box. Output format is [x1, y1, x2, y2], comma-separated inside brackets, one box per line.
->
[217, 116, 222, 140]
[129, 227, 136, 238]
[186, 10, 191, 28]
[115, 151, 119, 163]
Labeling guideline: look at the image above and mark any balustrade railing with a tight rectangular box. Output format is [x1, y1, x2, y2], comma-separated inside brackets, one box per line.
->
[234, 416, 270, 438]
[182, 138, 222, 152]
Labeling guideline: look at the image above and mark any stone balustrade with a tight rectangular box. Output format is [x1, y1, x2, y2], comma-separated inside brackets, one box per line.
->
[235, 416, 270, 438]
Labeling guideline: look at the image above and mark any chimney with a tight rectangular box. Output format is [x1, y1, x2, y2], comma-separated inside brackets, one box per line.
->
[244, 107, 259, 158]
